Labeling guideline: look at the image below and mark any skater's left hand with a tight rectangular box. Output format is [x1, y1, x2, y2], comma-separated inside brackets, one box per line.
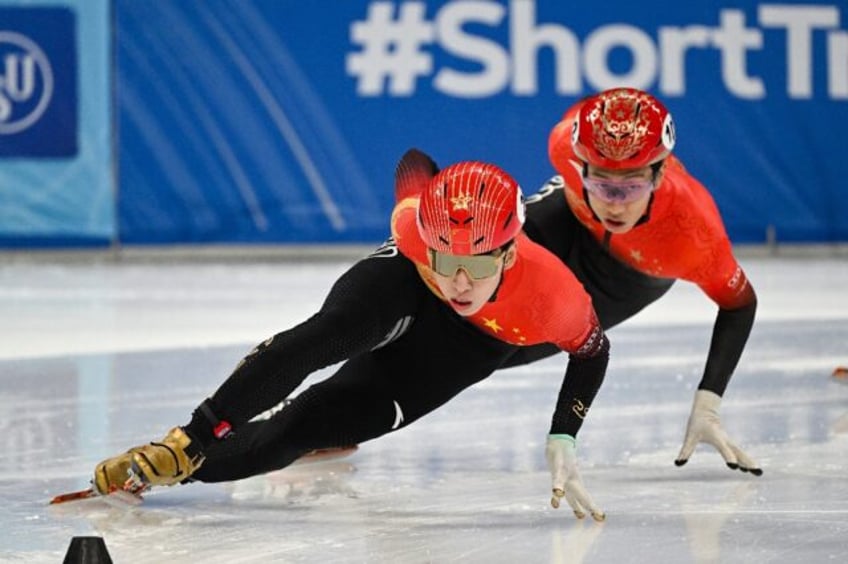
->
[545, 435, 605, 521]
[675, 390, 762, 475]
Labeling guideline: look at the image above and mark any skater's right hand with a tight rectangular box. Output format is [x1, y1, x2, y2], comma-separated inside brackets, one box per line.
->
[545, 434, 605, 522]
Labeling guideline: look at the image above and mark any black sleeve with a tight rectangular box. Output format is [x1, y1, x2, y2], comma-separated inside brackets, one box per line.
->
[549, 331, 610, 437]
[199, 243, 425, 433]
[698, 292, 757, 396]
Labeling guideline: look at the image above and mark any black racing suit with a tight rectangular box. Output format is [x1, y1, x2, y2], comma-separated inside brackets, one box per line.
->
[188, 239, 607, 483]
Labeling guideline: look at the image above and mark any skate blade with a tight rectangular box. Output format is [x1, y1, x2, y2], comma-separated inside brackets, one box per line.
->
[49, 486, 145, 506]
[50, 488, 98, 505]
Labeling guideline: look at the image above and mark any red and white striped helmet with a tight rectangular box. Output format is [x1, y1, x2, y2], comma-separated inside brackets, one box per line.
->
[417, 161, 525, 255]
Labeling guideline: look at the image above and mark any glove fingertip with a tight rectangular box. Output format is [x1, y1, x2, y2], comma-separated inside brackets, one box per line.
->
[726, 462, 739, 470]
[750, 468, 763, 476]
[674, 459, 687, 467]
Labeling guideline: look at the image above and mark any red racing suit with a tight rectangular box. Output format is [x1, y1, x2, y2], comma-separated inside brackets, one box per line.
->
[510, 103, 757, 396]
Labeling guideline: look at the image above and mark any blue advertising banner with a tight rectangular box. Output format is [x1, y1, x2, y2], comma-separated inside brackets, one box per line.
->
[0, 7, 77, 157]
[0, 0, 113, 247]
[114, 0, 848, 245]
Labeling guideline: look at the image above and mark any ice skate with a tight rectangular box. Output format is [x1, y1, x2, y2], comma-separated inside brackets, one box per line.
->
[127, 426, 205, 488]
[93, 450, 136, 496]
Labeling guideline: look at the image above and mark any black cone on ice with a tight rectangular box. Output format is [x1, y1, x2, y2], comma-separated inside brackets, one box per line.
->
[63, 536, 113, 564]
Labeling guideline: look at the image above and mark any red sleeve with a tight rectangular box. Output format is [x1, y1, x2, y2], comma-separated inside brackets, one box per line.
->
[547, 276, 603, 355]
[698, 260, 756, 310]
[518, 236, 603, 354]
[668, 166, 755, 309]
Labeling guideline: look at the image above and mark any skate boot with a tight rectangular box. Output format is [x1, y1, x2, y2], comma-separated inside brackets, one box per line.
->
[128, 426, 205, 488]
[93, 451, 135, 495]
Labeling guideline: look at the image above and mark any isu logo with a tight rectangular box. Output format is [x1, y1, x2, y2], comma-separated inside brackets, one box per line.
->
[0, 31, 53, 135]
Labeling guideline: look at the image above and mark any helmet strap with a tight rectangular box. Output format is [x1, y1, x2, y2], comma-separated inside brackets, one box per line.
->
[487, 240, 515, 303]
[650, 160, 665, 183]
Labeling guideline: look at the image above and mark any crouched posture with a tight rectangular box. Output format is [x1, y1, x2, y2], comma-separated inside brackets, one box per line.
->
[510, 87, 760, 474]
[94, 150, 611, 520]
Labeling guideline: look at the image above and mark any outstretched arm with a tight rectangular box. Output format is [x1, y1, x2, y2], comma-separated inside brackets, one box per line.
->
[676, 280, 760, 474]
[549, 330, 610, 438]
[699, 292, 757, 396]
[546, 328, 609, 521]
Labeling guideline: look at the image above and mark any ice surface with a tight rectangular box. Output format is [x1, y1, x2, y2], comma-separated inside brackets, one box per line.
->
[0, 252, 846, 563]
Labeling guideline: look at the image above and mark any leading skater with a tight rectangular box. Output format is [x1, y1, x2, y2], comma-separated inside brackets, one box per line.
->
[93, 150, 611, 520]
[508, 87, 761, 475]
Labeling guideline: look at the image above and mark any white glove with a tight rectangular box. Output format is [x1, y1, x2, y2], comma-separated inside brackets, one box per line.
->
[675, 390, 762, 475]
[546, 435, 605, 521]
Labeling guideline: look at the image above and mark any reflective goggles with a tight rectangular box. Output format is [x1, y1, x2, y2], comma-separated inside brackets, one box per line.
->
[583, 175, 654, 204]
[428, 247, 506, 280]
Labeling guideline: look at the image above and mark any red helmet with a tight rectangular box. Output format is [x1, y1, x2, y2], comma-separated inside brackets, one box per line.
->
[570, 88, 676, 169]
[417, 161, 525, 255]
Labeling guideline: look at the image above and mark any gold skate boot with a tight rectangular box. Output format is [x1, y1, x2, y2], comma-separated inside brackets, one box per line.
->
[128, 426, 205, 487]
[93, 451, 135, 495]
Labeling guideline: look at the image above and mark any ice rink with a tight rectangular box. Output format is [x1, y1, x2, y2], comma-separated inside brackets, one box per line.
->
[1, 248, 847, 563]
